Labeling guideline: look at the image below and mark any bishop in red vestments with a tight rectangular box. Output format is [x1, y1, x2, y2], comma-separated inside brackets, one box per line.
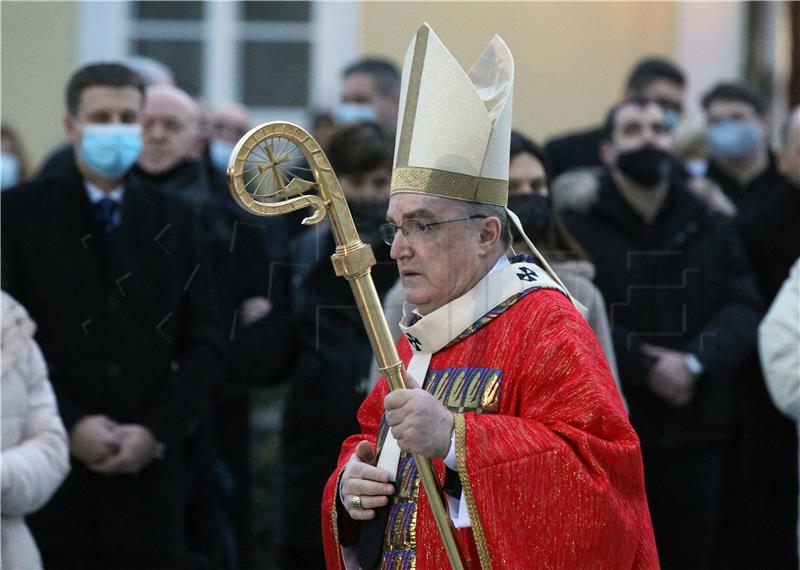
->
[320, 23, 658, 570]
[322, 258, 658, 569]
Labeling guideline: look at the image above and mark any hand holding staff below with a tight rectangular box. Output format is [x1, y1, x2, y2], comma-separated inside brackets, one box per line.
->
[340, 441, 395, 521]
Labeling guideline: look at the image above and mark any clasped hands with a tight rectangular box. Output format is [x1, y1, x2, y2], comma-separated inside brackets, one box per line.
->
[340, 369, 454, 520]
[70, 415, 159, 475]
[641, 343, 698, 407]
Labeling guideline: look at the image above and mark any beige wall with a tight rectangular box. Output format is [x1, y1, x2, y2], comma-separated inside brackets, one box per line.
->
[3, 1, 748, 170]
[359, 1, 677, 143]
[1, 1, 77, 171]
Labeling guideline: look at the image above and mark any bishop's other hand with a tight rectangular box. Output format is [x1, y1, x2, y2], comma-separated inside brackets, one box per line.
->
[340, 441, 395, 521]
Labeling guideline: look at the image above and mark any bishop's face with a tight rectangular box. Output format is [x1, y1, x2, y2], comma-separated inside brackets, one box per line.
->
[386, 193, 487, 316]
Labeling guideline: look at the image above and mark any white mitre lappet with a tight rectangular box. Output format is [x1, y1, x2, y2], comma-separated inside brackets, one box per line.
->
[389, 22, 577, 305]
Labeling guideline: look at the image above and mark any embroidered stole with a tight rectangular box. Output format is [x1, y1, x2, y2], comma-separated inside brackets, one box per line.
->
[374, 261, 566, 567]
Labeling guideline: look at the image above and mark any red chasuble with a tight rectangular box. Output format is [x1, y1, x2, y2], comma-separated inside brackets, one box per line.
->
[322, 288, 658, 569]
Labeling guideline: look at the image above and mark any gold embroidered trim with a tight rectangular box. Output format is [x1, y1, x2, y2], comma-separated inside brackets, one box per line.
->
[331, 470, 343, 549]
[396, 26, 429, 168]
[455, 413, 493, 569]
[391, 166, 507, 206]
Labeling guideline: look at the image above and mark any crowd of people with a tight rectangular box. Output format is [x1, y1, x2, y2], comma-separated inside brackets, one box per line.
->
[0, 36, 798, 570]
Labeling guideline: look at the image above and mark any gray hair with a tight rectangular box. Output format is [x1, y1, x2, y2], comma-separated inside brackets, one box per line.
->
[123, 56, 175, 86]
[455, 201, 513, 248]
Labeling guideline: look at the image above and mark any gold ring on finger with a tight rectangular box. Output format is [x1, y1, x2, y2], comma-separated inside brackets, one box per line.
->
[351, 495, 363, 510]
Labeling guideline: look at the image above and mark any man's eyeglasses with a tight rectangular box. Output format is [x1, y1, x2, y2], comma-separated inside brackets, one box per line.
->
[378, 215, 487, 246]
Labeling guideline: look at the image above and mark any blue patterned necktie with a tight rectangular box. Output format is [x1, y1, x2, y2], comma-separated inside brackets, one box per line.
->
[94, 197, 119, 240]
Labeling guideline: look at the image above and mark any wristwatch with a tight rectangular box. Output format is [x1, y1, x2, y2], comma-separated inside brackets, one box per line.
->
[684, 353, 705, 376]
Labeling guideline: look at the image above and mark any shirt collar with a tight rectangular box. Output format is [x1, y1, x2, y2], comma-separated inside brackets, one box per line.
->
[84, 180, 124, 204]
[489, 254, 510, 274]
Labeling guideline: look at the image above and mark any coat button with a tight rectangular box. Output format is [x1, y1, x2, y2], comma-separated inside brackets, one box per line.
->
[107, 362, 122, 377]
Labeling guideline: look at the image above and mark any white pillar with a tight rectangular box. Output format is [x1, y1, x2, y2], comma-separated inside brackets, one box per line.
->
[205, 1, 238, 108]
[310, 1, 359, 112]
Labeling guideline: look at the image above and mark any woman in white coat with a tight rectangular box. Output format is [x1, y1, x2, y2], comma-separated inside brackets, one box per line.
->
[1, 291, 70, 569]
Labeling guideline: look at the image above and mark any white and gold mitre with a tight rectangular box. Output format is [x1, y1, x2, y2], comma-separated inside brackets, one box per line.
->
[390, 23, 514, 206]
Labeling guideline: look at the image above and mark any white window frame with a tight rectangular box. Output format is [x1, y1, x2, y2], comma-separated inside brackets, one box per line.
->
[76, 1, 358, 130]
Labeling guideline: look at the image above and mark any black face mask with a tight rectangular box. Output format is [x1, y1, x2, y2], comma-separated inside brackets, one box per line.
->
[615, 146, 673, 188]
[507, 194, 552, 239]
[349, 198, 389, 246]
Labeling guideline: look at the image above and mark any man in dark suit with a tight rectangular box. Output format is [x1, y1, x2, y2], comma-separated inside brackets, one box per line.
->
[545, 57, 686, 178]
[1, 63, 223, 569]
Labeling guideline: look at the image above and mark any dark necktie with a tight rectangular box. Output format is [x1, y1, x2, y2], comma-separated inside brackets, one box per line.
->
[94, 197, 119, 240]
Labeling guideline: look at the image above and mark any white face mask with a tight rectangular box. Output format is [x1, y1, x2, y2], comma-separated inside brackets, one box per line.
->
[208, 138, 236, 172]
[1, 152, 20, 190]
[336, 103, 378, 125]
[685, 158, 708, 178]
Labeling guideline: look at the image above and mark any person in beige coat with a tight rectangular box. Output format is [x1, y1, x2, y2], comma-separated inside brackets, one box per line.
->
[759, 257, 800, 558]
[1, 292, 70, 570]
[505, 131, 621, 390]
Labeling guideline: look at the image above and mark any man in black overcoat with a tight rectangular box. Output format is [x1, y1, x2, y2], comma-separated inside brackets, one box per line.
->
[1, 63, 223, 569]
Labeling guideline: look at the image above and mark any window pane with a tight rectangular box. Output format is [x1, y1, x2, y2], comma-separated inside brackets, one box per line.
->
[241, 42, 309, 106]
[134, 1, 204, 20]
[243, 1, 310, 22]
[133, 40, 203, 96]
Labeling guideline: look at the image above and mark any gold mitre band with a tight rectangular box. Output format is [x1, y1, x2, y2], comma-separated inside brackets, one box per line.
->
[391, 166, 508, 207]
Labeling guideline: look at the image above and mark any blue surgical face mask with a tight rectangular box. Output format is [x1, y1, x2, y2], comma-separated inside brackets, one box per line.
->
[209, 138, 236, 172]
[1, 152, 20, 190]
[80, 123, 142, 179]
[707, 120, 762, 163]
[336, 103, 378, 125]
[685, 158, 708, 178]
[664, 109, 681, 132]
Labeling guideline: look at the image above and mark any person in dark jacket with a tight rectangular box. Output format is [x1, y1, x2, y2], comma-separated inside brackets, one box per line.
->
[1, 63, 224, 569]
[562, 96, 763, 570]
[702, 82, 795, 300]
[702, 84, 800, 569]
[130, 82, 293, 570]
[545, 57, 685, 178]
[276, 122, 397, 569]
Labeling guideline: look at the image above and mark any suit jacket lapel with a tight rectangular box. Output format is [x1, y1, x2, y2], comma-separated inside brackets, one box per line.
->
[61, 176, 108, 288]
[110, 183, 154, 312]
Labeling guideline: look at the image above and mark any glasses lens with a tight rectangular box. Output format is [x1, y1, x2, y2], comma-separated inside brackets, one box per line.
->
[378, 223, 396, 246]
